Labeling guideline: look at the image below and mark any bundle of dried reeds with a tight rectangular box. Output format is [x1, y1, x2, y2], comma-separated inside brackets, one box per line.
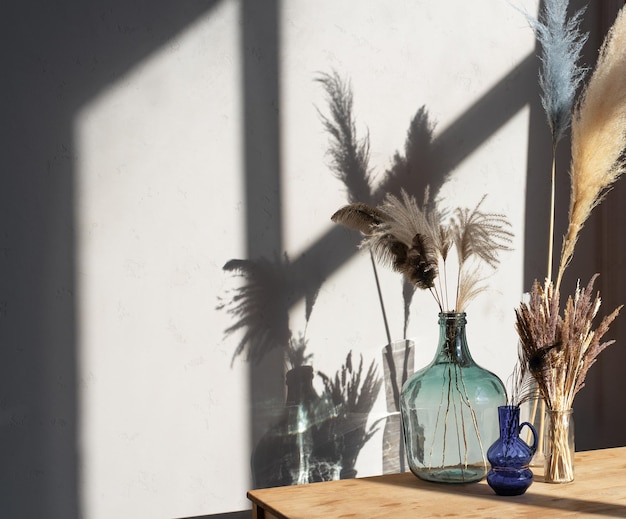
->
[332, 189, 512, 313]
[515, 3, 626, 483]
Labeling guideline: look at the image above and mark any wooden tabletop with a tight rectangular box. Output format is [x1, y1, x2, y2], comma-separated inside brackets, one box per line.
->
[247, 447, 626, 518]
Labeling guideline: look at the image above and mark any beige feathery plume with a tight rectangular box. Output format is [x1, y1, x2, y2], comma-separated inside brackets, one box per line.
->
[338, 189, 511, 312]
[557, 7, 626, 290]
[366, 190, 441, 292]
[331, 202, 385, 235]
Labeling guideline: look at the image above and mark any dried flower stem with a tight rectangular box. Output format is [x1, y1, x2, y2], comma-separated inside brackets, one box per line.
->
[547, 144, 557, 281]
[428, 365, 487, 476]
[545, 410, 574, 483]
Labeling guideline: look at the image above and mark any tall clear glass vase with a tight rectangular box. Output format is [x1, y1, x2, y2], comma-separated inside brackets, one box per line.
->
[544, 409, 575, 483]
[400, 313, 506, 483]
[381, 340, 414, 473]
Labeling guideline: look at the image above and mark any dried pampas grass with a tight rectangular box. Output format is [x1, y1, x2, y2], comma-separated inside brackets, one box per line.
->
[520, 0, 589, 282]
[523, 0, 589, 144]
[516, 5, 626, 398]
[332, 189, 513, 312]
[557, 7, 626, 290]
[514, 5, 626, 483]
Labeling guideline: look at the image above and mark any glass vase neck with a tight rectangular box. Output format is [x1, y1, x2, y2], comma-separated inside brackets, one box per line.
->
[435, 312, 473, 365]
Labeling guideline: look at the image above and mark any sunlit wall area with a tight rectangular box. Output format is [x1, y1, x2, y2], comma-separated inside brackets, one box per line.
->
[73, 1, 539, 517]
[75, 2, 250, 517]
[280, 1, 537, 476]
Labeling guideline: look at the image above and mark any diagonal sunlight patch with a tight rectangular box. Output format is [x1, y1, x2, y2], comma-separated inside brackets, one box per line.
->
[74, 1, 250, 517]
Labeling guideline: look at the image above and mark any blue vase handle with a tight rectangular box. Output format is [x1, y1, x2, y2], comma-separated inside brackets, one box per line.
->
[518, 421, 538, 454]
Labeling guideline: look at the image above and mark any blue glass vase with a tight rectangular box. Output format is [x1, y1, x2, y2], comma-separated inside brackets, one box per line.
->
[487, 405, 538, 496]
[400, 313, 506, 483]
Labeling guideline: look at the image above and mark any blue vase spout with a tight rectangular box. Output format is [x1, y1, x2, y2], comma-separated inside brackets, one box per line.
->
[487, 405, 538, 496]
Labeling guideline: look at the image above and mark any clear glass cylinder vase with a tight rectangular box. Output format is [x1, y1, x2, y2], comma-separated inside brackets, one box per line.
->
[544, 409, 575, 483]
[382, 340, 414, 474]
[520, 386, 546, 468]
[400, 313, 506, 483]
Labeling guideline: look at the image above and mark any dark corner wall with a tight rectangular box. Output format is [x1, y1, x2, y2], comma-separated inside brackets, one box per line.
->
[572, 0, 626, 452]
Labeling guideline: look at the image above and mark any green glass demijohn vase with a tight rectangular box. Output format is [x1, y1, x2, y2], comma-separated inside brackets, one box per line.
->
[400, 312, 506, 483]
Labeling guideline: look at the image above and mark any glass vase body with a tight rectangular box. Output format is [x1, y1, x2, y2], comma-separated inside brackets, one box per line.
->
[544, 409, 575, 483]
[400, 313, 506, 483]
[486, 405, 538, 496]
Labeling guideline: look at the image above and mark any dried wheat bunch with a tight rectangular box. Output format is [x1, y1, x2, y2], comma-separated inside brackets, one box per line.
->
[516, 275, 622, 411]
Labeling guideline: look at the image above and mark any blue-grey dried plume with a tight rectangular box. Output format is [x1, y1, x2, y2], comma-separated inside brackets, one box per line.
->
[524, 0, 589, 144]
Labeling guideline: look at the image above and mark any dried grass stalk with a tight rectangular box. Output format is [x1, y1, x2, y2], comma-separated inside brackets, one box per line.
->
[545, 408, 575, 483]
[515, 7, 626, 484]
[516, 276, 621, 483]
[515, 275, 622, 413]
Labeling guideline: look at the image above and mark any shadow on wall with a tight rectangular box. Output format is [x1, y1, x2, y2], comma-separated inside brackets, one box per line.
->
[230, 0, 626, 501]
[2, 0, 624, 518]
[1, 2, 220, 518]
[225, 3, 549, 496]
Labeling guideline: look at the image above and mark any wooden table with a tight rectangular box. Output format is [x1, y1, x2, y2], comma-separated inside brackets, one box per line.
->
[247, 447, 626, 518]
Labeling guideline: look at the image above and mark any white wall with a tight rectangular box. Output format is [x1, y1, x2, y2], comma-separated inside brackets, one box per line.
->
[74, 1, 538, 517]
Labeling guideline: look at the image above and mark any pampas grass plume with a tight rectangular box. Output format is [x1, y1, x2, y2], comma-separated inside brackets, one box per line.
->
[557, 7, 626, 289]
[525, 0, 589, 144]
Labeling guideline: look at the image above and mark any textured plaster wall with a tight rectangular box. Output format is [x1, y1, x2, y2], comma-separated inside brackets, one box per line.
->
[75, 1, 536, 516]
[6, 1, 625, 519]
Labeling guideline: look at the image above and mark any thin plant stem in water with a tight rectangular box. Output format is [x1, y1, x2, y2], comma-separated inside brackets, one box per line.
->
[453, 364, 468, 469]
[426, 342, 487, 478]
[546, 412, 574, 482]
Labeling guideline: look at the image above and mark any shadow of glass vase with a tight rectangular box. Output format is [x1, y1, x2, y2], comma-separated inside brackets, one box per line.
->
[251, 365, 341, 488]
